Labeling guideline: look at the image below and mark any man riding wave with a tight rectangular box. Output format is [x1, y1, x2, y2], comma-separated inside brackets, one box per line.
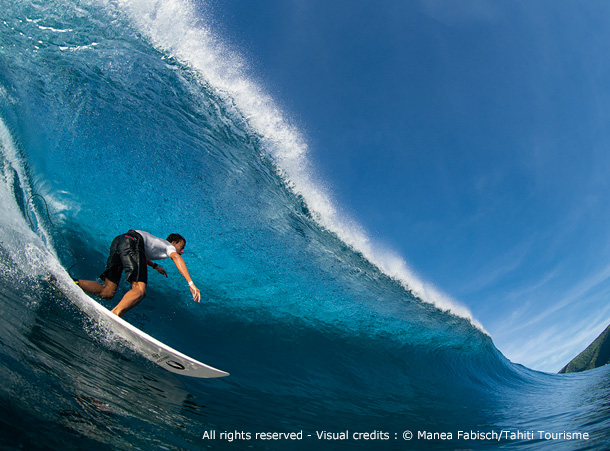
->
[76, 230, 200, 317]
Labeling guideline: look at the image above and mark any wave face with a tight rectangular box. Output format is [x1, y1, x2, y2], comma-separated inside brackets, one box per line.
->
[0, 1, 609, 449]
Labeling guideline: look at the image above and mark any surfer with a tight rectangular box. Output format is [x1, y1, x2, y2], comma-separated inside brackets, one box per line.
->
[76, 230, 201, 317]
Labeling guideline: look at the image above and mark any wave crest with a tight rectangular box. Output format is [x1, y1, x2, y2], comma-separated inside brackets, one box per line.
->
[115, 0, 480, 327]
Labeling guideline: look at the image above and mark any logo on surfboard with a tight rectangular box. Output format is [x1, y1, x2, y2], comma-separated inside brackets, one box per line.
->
[166, 360, 186, 370]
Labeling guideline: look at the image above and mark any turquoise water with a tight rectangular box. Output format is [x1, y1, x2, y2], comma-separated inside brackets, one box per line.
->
[0, 1, 609, 449]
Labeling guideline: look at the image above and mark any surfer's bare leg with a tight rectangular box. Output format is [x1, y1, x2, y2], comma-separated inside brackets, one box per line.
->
[78, 278, 118, 300]
[111, 281, 146, 317]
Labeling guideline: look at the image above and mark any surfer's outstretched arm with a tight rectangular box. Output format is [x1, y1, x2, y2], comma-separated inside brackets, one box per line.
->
[170, 252, 201, 302]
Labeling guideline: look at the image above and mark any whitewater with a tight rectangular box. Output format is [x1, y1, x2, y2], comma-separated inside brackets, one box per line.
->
[0, 0, 608, 449]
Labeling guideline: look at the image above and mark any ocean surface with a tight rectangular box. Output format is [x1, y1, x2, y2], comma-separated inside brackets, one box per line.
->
[1, 1, 609, 450]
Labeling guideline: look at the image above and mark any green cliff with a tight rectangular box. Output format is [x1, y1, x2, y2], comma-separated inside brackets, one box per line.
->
[559, 323, 610, 373]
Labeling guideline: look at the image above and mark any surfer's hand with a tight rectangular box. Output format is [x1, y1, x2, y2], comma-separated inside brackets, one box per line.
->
[156, 266, 168, 277]
[190, 284, 201, 303]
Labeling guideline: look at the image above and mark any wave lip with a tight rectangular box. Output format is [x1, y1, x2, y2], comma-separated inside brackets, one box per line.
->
[114, 0, 480, 327]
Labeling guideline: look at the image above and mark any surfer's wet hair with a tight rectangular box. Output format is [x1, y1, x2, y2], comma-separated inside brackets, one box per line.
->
[167, 233, 186, 245]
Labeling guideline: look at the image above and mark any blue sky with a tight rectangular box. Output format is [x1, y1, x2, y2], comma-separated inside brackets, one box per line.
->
[204, 0, 610, 372]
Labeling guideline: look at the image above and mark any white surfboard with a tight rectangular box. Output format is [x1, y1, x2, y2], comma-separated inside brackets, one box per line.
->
[57, 279, 229, 378]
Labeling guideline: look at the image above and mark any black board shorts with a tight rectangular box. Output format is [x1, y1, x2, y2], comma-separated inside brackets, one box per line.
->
[100, 230, 147, 285]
